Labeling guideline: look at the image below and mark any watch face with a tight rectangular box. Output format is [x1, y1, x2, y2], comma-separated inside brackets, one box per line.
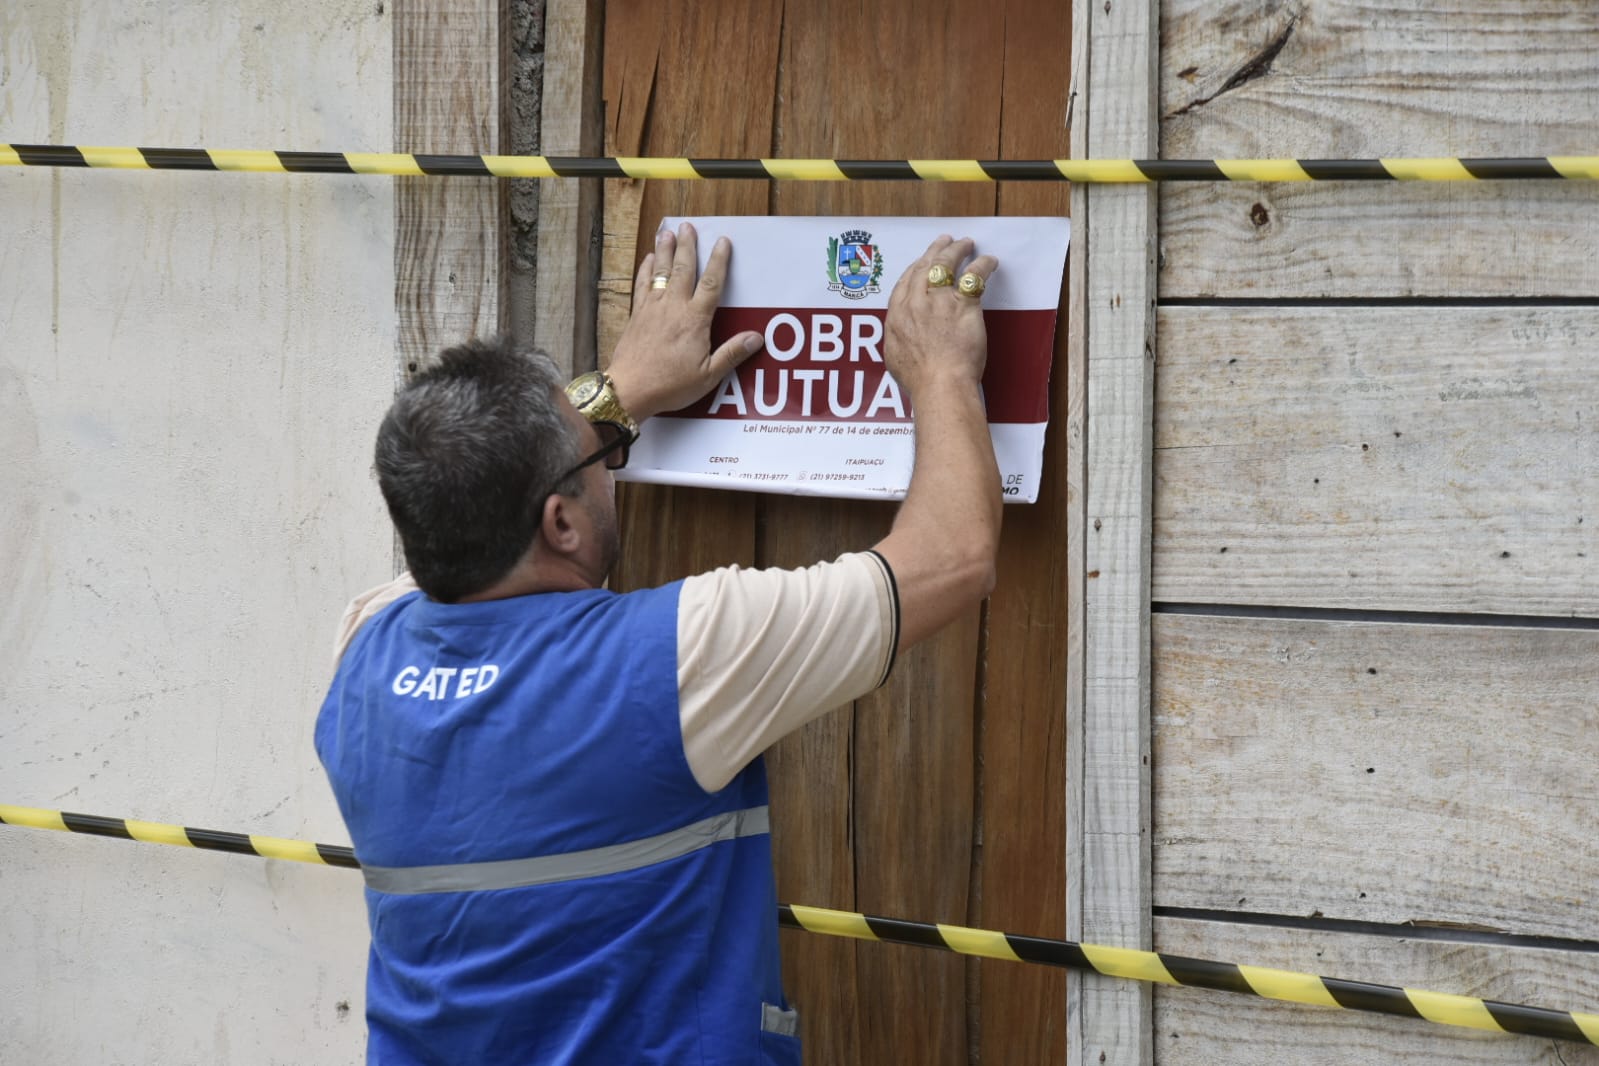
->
[568, 374, 602, 407]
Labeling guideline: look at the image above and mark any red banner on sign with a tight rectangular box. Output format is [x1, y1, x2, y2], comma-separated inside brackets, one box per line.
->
[658, 307, 1058, 424]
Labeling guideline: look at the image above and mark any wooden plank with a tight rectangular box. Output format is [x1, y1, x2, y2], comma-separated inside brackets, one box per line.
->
[1153, 306, 1599, 615]
[600, 0, 778, 595]
[394, 0, 502, 377]
[1153, 917, 1599, 1065]
[1158, 182, 1599, 301]
[597, 2, 787, 1031]
[594, 0, 659, 375]
[763, 505, 980, 1066]
[1158, 0, 1599, 299]
[531, 0, 602, 376]
[766, 5, 1003, 1062]
[1064, 2, 1091, 1061]
[1152, 613, 1599, 938]
[848, 585, 981, 1066]
[596, 3, 867, 1053]
[1162, 0, 1599, 156]
[760, 506, 867, 1066]
[974, 3, 1073, 1062]
[1069, 0, 1159, 1061]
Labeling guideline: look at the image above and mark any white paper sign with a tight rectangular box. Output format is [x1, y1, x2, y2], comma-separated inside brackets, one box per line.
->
[617, 216, 1070, 503]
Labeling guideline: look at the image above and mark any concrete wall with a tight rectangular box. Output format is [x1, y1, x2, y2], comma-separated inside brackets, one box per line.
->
[1, 3, 396, 1061]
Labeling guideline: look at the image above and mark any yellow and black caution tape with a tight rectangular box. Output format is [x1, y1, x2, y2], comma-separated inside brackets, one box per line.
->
[0, 802, 360, 868]
[4, 802, 1597, 1048]
[4, 144, 1599, 182]
[779, 905, 1599, 1048]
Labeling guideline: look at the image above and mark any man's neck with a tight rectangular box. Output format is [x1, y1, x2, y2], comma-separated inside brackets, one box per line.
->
[455, 555, 598, 603]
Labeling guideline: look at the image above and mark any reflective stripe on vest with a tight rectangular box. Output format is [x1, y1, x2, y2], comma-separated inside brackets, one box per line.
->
[361, 804, 770, 895]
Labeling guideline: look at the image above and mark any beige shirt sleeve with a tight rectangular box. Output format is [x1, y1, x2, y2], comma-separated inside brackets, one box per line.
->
[676, 551, 899, 793]
[331, 572, 420, 666]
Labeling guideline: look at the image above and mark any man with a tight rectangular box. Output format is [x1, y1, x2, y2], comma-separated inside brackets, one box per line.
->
[317, 223, 1001, 1064]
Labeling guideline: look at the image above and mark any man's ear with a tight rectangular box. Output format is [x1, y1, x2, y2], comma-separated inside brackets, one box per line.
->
[540, 492, 583, 556]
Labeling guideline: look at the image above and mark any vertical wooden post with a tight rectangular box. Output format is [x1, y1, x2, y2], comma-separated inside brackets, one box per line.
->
[1066, 0, 1158, 1062]
[393, 0, 504, 380]
[533, 0, 603, 378]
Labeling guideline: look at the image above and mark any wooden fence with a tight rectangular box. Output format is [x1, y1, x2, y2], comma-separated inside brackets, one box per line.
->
[407, 0, 1598, 1061]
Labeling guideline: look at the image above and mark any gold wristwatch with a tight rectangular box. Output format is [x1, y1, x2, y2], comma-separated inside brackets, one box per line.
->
[565, 371, 640, 441]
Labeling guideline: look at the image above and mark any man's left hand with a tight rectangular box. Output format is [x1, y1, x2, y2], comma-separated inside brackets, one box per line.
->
[605, 222, 764, 422]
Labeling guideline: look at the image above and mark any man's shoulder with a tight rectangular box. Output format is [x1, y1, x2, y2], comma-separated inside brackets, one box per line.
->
[331, 573, 422, 665]
[679, 551, 890, 603]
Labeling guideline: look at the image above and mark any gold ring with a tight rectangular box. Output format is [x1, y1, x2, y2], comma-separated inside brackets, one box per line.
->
[957, 272, 986, 298]
[650, 272, 671, 290]
[927, 264, 955, 288]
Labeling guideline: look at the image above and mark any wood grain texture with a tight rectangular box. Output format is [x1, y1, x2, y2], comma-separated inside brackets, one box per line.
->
[760, 510, 867, 1066]
[594, 0, 656, 373]
[1163, 0, 1599, 155]
[975, 4, 1073, 1063]
[1152, 613, 1599, 938]
[849, 605, 980, 1065]
[599, 1, 870, 1051]
[594, 0, 655, 378]
[1153, 917, 1599, 1065]
[394, 0, 502, 376]
[603, 3, 1077, 1061]
[596, 180, 643, 379]
[763, 499, 978, 1066]
[1158, 181, 1599, 300]
[1070, 0, 1160, 1061]
[1158, 0, 1599, 298]
[1065, 2, 1091, 1059]
[767, 5, 1000, 1062]
[757, 498, 882, 1066]
[601, 0, 778, 597]
[532, 0, 602, 376]
[1153, 307, 1599, 615]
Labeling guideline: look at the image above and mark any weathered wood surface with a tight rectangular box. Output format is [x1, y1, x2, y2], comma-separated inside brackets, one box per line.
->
[847, 598, 981, 1064]
[394, 0, 501, 376]
[1153, 307, 1599, 615]
[1158, 181, 1599, 301]
[1152, 613, 1599, 938]
[761, 509, 875, 1066]
[602, 2, 1075, 1062]
[600, 5, 860, 1061]
[767, 6, 999, 1063]
[531, 0, 602, 376]
[603, 0, 770, 591]
[1163, 0, 1599, 156]
[1158, 0, 1599, 299]
[1153, 917, 1599, 1065]
[600, 13, 770, 978]
[1070, 0, 1159, 1060]
[974, 4, 1073, 1061]
[1064, 50, 1093, 1066]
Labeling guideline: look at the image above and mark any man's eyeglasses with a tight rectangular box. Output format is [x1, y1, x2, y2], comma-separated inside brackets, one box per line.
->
[553, 419, 631, 487]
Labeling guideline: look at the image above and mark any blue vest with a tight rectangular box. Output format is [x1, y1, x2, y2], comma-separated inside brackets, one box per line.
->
[316, 584, 801, 1065]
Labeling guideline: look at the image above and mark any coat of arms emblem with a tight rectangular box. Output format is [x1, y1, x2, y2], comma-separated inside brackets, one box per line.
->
[827, 229, 884, 300]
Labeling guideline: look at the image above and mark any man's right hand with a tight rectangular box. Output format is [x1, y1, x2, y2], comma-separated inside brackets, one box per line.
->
[883, 235, 999, 400]
[872, 235, 1005, 654]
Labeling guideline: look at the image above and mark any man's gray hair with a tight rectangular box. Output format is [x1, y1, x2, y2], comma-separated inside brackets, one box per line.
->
[374, 336, 582, 602]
